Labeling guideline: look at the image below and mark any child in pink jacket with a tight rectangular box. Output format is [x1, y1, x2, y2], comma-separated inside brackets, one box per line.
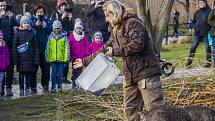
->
[0, 31, 10, 100]
[89, 31, 104, 54]
[69, 19, 89, 88]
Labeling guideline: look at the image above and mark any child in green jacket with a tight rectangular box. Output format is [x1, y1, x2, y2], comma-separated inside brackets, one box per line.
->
[45, 20, 70, 93]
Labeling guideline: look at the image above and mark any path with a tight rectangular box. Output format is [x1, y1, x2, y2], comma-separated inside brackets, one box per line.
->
[162, 36, 188, 45]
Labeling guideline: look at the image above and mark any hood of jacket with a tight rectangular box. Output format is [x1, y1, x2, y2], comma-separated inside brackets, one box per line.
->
[109, 8, 139, 32]
[50, 30, 67, 40]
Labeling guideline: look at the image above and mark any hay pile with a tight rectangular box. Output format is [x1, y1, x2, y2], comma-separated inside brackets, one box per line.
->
[52, 69, 215, 121]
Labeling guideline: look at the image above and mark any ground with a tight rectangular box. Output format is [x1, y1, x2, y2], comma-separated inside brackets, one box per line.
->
[0, 42, 214, 121]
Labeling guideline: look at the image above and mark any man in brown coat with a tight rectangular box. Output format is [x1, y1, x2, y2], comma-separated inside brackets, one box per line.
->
[73, 0, 164, 120]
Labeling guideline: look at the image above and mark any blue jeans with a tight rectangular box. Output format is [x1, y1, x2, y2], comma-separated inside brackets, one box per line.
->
[51, 62, 64, 87]
[187, 36, 211, 64]
[0, 72, 4, 93]
[19, 72, 34, 91]
[212, 37, 215, 63]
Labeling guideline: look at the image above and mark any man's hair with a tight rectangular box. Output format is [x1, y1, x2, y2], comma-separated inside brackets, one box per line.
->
[0, 0, 6, 2]
[33, 3, 46, 14]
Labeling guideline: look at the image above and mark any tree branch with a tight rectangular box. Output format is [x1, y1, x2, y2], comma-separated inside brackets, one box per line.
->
[175, 0, 186, 7]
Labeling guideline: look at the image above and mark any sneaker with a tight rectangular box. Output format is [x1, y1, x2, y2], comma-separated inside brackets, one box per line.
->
[203, 63, 211, 68]
[6, 88, 13, 96]
[50, 87, 57, 93]
[25, 89, 31, 96]
[31, 88, 37, 94]
[185, 64, 192, 68]
[63, 79, 72, 84]
[0, 96, 5, 100]
[185, 61, 192, 68]
[57, 84, 63, 92]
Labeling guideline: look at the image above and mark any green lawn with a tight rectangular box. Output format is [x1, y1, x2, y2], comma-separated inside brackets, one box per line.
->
[161, 43, 206, 68]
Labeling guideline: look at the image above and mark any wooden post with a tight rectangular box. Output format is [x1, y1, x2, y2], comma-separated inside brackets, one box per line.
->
[166, 24, 169, 45]
[23, 3, 28, 15]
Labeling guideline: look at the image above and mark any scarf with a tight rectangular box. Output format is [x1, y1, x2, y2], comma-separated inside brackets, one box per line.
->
[73, 31, 85, 41]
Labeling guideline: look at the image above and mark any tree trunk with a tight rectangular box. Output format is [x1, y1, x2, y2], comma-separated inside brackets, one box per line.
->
[185, 7, 190, 22]
[176, 0, 190, 22]
[136, 0, 174, 53]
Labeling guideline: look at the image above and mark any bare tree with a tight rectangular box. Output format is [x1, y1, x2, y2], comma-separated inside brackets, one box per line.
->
[136, 0, 174, 53]
[176, 0, 190, 22]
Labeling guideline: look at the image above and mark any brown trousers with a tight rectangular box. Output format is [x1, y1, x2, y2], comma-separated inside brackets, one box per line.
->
[123, 75, 164, 121]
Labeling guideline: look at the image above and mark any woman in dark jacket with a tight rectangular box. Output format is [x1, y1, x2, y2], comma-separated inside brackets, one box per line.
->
[73, 1, 164, 121]
[86, 0, 110, 42]
[12, 16, 39, 96]
[50, 0, 73, 35]
[30, 4, 52, 92]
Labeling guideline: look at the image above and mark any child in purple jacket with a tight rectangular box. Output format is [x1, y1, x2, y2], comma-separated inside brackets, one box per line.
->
[0, 31, 10, 100]
[69, 19, 89, 88]
[89, 31, 104, 54]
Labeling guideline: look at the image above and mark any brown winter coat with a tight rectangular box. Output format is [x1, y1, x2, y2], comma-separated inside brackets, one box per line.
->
[83, 10, 161, 84]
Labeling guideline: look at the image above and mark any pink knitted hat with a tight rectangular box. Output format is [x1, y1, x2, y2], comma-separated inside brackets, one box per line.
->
[57, 0, 68, 8]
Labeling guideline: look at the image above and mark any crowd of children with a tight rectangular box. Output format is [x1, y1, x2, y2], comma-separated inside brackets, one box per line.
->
[0, 0, 105, 99]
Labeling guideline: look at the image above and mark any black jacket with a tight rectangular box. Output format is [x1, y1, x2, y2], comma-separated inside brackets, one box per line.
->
[86, 2, 109, 33]
[0, 14, 18, 48]
[12, 28, 39, 72]
[173, 17, 179, 29]
[50, 10, 73, 35]
[193, 7, 211, 36]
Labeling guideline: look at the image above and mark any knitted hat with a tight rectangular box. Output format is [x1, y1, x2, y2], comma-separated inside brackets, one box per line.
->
[53, 20, 62, 29]
[57, 0, 68, 8]
[0, 30, 3, 38]
[93, 31, 103, 42]
[74, 21, 83, 29]
[20, 16, 30, 25]
[75, 18, 82, 23]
